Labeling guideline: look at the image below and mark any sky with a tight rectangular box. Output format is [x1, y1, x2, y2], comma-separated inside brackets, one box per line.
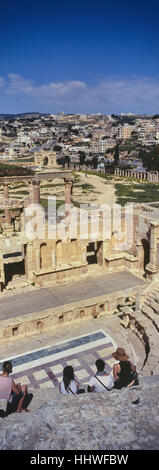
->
[0, 0, 159, 114]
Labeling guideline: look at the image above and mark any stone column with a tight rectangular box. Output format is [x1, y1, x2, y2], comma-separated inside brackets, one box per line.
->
[4, 183, 11, 224]
[33, 181, 40, 204]
[0, 248, 5, 287]
[64, 177, 73, 218]
[29, 181, 34, 203]
[146, 222, 159, 278]
[36, 247, 41, 272]
[25, 242, 35, 282]
[136, 241, 144, 271]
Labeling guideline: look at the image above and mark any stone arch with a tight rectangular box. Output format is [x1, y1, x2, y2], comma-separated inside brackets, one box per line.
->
[79, 310, 85, 319]
[56, 240, 63, 263]
[71, 238, 77, 256]
[141, 238, 150, 270]
[43, 156, 48, 166]
[40, 242, 47, 269]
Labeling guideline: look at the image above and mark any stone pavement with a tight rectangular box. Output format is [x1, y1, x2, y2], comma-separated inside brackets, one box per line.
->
[0, 312, 145, 392]
[0, 271, 145, 320]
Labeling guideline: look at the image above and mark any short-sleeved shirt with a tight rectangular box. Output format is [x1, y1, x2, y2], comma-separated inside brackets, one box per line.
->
[0, 376, 12, 403]
[60, 380, 78, 395]
[89, 371, 114, 392]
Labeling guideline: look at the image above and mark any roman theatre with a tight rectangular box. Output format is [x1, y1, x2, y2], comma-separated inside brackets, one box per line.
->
[0, 165, 159, 398]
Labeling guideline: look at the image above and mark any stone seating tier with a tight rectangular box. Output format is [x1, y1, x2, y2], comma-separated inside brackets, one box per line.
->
[0, 376, 158, 450]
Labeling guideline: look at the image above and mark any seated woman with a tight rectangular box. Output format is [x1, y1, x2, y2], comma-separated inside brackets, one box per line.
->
[88, 359, 114, 392]
[112, 348, 139, 389]
[60, 366, 79, 395]
[0, 361, 32, 415]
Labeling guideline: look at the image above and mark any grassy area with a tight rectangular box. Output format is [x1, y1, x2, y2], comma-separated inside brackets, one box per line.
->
[115, 182, 159, 205]
[40, 198, 81, 211]
[75, 182, 95, 191]
[40, 198, 65, 211]
[41, 183, 63, 188]
[0, 162, 33, 177]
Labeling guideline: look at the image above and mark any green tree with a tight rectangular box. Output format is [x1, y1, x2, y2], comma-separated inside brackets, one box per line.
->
[114, 143, 119, 166]
[139, 146, 159, 171]
[78, 151, 86, 166]
[53, 145, 62, 152]
[92, 156, 98, 169]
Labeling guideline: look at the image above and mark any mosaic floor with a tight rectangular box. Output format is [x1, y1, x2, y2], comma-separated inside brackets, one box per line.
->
[0, 331, 117, 390]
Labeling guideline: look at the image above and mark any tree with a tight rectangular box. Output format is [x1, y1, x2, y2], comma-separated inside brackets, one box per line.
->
[139, 146, 159, 171]
[68, 124, 73, 133]
[78, 151, 86, 166]
[64, 155, 70, 168]
[92, 156, 98, 169]
[53, 145, 62, 152]
[114, 143, 119, 166]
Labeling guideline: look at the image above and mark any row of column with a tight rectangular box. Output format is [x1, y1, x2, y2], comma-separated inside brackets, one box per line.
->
[3, 178, 73, 224]
[114, 168, 159, 182]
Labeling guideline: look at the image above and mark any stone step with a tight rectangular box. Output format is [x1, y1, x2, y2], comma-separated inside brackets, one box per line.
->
[127, 311, 159, 369]
[125, 328, 146, 373]
[120, 306, 135, 315]
[142, 306, 159, 331]
[149, 292, 159, 303]
[145, 298, 159, 314]
[140, 374, 159, 384]
[146, 356, 159, 375]
[141, 304, 156, 317]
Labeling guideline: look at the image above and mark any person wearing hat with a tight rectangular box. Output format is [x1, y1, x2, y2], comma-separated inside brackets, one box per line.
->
[112, 348, 138, 389]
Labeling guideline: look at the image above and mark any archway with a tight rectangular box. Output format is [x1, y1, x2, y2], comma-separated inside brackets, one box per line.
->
[43, 156, 48, 166]
[71, 239, 77, 256]
[87, 241, 103, 265]
[141, 238, 150, 270]
[40, 242, 47, 269]
[4, 260, 25, 286]
[56, 240, 63, 264]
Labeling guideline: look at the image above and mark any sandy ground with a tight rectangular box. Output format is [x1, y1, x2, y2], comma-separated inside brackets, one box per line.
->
[76, 172, 116, 206]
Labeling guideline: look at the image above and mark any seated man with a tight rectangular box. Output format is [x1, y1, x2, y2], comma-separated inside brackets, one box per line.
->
[88, 359, 114, 392]
[0, 361, 33, 416]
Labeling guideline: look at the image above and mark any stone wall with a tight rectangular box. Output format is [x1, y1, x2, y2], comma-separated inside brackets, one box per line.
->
[0, 289, 130, 342]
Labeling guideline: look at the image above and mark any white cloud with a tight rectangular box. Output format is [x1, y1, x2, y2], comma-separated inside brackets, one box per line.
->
[0, 77, 4, 87]
[6, 74, 86, 100]
[7, 74, 35, 95]
[2, 73, 159, 113]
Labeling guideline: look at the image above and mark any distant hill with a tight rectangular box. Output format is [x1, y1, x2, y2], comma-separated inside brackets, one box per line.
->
[0, 113, 48, 121]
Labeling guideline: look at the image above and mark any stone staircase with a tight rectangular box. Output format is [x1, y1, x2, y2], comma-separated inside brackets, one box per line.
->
[118, 284, 159, 377]
[0, 376, 159, 450]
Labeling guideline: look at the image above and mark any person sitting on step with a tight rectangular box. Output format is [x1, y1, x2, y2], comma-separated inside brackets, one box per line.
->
[112, 348, 139, 389]
[0, 361, 33, 416]
[60, 366, 79, 395]
[88, 359, 114, 393]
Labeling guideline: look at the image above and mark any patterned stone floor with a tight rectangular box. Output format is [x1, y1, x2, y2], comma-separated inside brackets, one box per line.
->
[0, 330, 117, 391]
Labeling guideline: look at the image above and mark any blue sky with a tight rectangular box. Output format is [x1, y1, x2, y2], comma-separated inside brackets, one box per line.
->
[0, 0, 159, 114]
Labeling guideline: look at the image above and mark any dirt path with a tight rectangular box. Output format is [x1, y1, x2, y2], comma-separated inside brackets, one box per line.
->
[76, 172, 116, 206]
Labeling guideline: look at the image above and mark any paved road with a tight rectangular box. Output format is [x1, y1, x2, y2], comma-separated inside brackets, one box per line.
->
[0, 271, 145, 321]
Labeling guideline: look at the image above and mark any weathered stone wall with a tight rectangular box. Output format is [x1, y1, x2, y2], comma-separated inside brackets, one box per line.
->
[0, 289, 129, 342]
[0, 376, 158, 450]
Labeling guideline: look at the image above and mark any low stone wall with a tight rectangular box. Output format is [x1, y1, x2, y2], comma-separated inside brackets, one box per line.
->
[0, 376, 158, 450]
[34, 264, 88, 286]
[105, 252, 138, 273]
[0, 289, 132, 342]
